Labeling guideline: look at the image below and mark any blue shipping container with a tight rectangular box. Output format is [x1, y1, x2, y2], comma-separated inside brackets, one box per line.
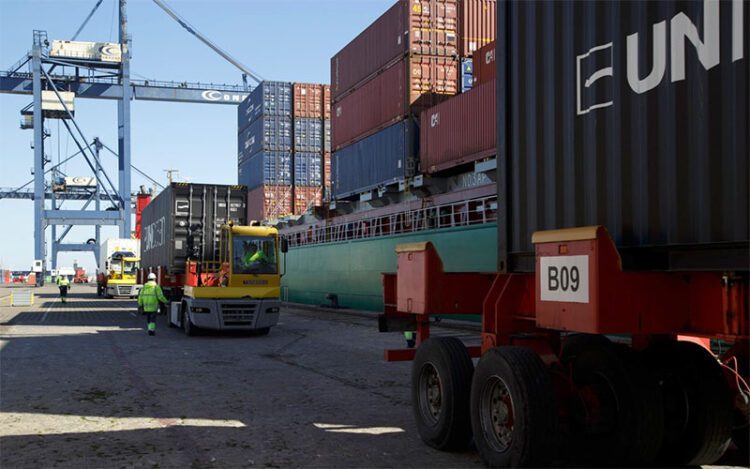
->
[461, 58, 474, 92]
[238, 81, 292, 132]
[332, 119, 418, 199]
[294, 153, 322, 187]
[238, 116, 292, 160]
[294, 118, 323, 153]
[238, 151, 292, 189]
[324, 120, 331, 153]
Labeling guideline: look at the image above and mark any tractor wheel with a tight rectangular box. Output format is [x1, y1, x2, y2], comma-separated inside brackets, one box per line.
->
[182, 303, 197, 337]
[411, 337, 474, 451]
[646, 341, 733, 465]
[470, 346, 558, 467]
[562, 341, 664, 466]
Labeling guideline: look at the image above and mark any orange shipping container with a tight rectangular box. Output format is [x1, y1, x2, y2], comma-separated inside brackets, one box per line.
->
[294, 186, 322, 214]
[247, 185, 293, 222]
[293, 83, 324, 119]
[459, 0, 496, 57]
[323, 85, 331, 119]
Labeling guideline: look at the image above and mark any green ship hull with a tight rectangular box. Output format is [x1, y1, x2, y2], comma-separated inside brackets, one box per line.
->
[282, 223, 497, 312]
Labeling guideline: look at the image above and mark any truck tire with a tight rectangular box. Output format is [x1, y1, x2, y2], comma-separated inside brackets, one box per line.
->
[562, 341, 664, 466]
[470, 346, 558, 467]
[182, 305, 197, 336]
[411, 337, 474, 451]
[646, 341, 733, 465]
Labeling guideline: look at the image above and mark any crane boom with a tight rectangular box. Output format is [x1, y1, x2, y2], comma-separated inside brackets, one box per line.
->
[151, 0, 264, 85]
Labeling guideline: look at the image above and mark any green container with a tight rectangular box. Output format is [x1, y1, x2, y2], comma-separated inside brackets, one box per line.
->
[282, 223, 497, 314]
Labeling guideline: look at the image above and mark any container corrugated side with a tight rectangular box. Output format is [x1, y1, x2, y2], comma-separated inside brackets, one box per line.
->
[473, 40, 495, 85]
[141, 184, 248, 274]
[459, 0, 496, 56]
[323, 85, 331, 119]
[293, 153, 322, 187]
[421, 80, 495, 174]
[333, 119, 418, 199]
[238, 151, 292, 189]
[331, 0, 458, 101]
[293, 83, 324, 118]
[497, 0, 749, 273]
[332, 55, 458, 151]
[238, 115, 292, 159]
[247, 185, 293, 222]
[238, 81, 292, 131]
[294, 186, 322, 214]
[294, 118, 323, 152]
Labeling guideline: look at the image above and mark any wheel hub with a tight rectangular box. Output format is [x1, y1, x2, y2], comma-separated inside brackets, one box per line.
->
[419, 363, 443, 424]
[481, 375, 515, 452]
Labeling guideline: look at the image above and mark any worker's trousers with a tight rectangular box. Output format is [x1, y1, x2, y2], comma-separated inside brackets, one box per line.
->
[145, 310, 157, 332]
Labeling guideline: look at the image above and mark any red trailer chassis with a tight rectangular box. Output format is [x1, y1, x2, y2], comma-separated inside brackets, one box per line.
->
[380, 226, 749, 467]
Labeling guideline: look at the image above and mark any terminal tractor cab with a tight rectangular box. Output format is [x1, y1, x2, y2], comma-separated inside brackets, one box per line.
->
[169, 222, 288, 336]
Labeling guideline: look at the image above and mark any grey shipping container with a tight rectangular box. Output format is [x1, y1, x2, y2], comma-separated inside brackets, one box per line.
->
[333, 119, 419, 199]
[140, 183, 248, 275]
[294, 152, 323, 187]
[324, 120, 331, 152]
[294, 118, 323, 152]
[238, 115, 292, 160]
[497, 0, 749, 273]
[239, 151, 292, 189]
[238, 81, 292, 132]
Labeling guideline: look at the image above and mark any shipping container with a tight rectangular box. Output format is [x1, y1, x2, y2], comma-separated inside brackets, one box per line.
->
[237, 81, 292, 131]
[247, 184, 293, 222]
[421, 80, 495, 174]
[332, 55, 458, 150]
[238, 115, 292, 160]
[293, 152, 323, 187]
[238, 151, 292, 189]
[473, 40, 495, 85]
[293, 83, 324, 118]
[323, 85, 332, 119]
[459, 0, 496, 56]
[331, 0, 458, 100]
[294, 186, 323, 214]
[324, 152, 331, 188]
[333, 119, 418, 199]
[498, 0, 749, 273]
[324, 120, 331, 152]
[461, 57, 474, 91]
[140, 183, 248, 274]
[294, 118, 324, 152]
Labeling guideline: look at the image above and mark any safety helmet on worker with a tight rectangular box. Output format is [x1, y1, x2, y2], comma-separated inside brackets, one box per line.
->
[147, 273, 157, 281]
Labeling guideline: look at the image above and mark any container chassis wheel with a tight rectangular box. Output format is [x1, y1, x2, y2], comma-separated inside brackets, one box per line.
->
[411, 337, 474, 451]
[646, 340, 733, 465]
[470, 346, 558, 467]
[181, 301, 197, 336]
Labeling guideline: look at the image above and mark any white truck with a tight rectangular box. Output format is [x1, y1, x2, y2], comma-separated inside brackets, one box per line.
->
[97, 238, 142, 298]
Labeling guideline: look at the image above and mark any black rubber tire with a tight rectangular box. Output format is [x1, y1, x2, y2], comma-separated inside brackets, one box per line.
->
[646, 341, 733, 465]
[563, 341, 664, 466]
[470, 346, 558, 467]
[411, 337, 474, 451]
[182, 304, 197, 337]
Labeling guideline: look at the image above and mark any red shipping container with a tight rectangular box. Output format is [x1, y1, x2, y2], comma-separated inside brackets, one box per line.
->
[459, 0, 496, 57]
[247, 185, 293, 221]
[323, 85, 331, 119]
[294, 186, 322, 214]
[472, 40, 495, 85]
[293, 83, 323, 118]
[331, 0, 458, 101]
[332, 55, 458, 151]
[323, 152, 331, 187]
[420, 80, 495, 174]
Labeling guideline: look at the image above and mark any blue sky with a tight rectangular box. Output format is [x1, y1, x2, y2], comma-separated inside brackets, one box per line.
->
[0, 0, 392, 273]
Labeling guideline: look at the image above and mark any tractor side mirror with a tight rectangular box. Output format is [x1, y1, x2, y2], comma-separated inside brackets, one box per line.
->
[280, 237, 289, 254]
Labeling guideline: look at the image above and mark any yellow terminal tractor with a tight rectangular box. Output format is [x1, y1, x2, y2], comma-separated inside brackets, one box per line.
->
[96, 238, 142, 298]
[138, 183, 285, 335]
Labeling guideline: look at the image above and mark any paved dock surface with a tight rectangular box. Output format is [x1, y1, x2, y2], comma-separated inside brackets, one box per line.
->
[0, 284, 482, 468]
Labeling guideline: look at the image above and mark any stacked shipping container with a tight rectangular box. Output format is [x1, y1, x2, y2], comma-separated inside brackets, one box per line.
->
[238, 81, 330, 221]
[331, 0, 496, 199]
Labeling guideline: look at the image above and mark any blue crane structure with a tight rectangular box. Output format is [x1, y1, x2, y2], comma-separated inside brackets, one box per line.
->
[0, 0, 262, 284]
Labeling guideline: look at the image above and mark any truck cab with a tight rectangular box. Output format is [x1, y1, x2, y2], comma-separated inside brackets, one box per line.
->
[170, 224, 285, 335]
[99, 252, 142, 298]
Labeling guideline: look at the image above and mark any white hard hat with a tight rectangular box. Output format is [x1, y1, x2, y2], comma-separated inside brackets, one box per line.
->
[147, 273, 157, 280]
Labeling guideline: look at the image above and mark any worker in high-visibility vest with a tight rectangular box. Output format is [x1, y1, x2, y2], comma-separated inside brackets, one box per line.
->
[138, 273, 168, 336]
[57, 276, 71, 303]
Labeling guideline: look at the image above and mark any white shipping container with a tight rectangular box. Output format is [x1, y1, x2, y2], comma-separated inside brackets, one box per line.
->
[49, 40, 122, 63]
[98, 238, 140, 273]
[41, 90, 75, 114]
[64, 177, 96, 188]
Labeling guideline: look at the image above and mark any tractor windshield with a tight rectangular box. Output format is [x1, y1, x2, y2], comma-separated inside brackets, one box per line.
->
[232, 235, 278, 275]
[122, 260, 140, 275]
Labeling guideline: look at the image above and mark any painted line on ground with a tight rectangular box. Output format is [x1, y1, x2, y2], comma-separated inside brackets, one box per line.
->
[40, 296, 58, 323]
